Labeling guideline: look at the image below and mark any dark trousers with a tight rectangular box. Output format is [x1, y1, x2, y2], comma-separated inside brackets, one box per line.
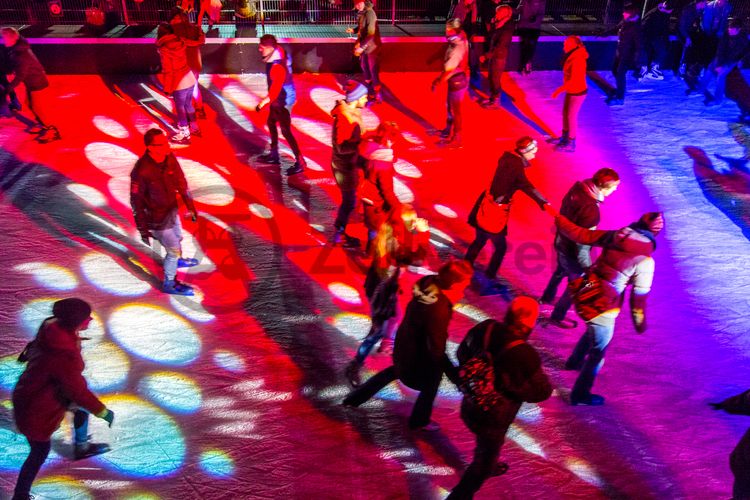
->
[268, 103, 302, 160]
[344, 358, 456, 428]
[613, 55, 632, 100]
[684, 34, 719, 91]
[541, 250, 585, 321]
[446, 85, 467, 140]
[518, 28, 541, 70]
[488, 26, 514, 99]
[333, 187, 357, 232]
[360, 51, 381, 98]
[448, 401, 519, 499]
[465, 227, 508, 279]
[642, 33, 668, 68]
[13, 439, 51, 500]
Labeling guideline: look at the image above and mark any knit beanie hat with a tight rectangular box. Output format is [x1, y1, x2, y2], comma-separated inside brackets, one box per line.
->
[515, 136, 538, 154]
[344, 80, 368, 103]
[52, 298, 92, 330]
[507, 296, 539, 329]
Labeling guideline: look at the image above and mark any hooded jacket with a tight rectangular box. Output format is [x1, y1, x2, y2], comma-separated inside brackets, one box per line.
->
[13, 319, 106, 442]
[561, 45, 589, 95]
[6, 37, 48, 92]
[393, 275, 454, 391]
[557, 216, 656, 325]
[331, 101, 364, 190]
[156, 33, 196, 94]
[355, 4, 381, 54]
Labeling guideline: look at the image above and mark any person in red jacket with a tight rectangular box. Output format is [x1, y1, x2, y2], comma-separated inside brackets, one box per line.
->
[550, 36, 589, 152]
[130, 128, 199, 295]
[12, 298, 115, 500]
[344, 205, 432, 386]
[1, 27, 59, 144]
[169, 8, 207, 120]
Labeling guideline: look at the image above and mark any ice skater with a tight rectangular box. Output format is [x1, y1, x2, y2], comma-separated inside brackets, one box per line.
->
[550, 35, 589, 152]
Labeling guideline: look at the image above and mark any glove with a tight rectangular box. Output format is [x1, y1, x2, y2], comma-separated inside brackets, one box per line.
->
[140, 230, 152, 245]
[98, 408, 115, 427]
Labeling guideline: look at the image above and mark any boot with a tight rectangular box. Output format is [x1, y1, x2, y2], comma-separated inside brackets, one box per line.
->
[285, 158, 305, 176]
[74, 441, 110, 460]
[259, 149, 281, 164]
[344, 359, 362, 387]
[37, 126, 61, 144]
[162, 279, 194, 296]
[552, 131, 569, 147]
[170, 126, 191, 145]
[557, 138, 576, 152]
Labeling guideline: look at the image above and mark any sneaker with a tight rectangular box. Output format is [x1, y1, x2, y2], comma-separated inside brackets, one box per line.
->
[258, 151, 281, 164]
[162, 279, 194, 296]
[636, 66, 648, 80]
[74, 442, 110, 460]
[285, 161, 305, 176]
[570, 393, 605, 406]
[481, 98, 500, 110]
[648, 65, 664, 80]
[37, 126, 61, 144]
[170, 127, 191, 145]
[344, 360, 362, 387]
[177, 257, 199, 268]
[556, 139, 576, 152]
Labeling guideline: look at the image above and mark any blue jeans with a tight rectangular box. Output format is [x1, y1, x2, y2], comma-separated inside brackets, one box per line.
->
[172, 87, 195, 127]
[152, 217, 183, 281]
[360, 51, 381, 99]
[568, 320, 615, 397]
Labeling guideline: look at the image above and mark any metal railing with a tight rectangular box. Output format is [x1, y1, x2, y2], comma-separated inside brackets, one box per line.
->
[0, 0, 748, 29]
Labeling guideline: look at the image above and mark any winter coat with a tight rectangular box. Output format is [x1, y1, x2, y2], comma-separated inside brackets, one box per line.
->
[156, 33, 196, 94]
[13, 319, 106, 442]
[172, 20, 206, 73]
[359, 139, 400, 231]
[554, 180, 601, 269]
[701, 0, 732, 37]
[557, 216, 656, 325]
[5, 37, 48, 92]
[355, 5, 381, 54]
[130, 152, 197, 231]
[331, 100, 364, 191]
[715, 31, 749, 67]
[468, 151, 548, 231]
[643, 7, 670, 39]
[678, 3, 702, 40]
[561, 44, 589, 95]
[516, 0, 546, 31]
[616, 17, 643, 66]
[265, 47, 296, 109]
[393, 275, 454, 391]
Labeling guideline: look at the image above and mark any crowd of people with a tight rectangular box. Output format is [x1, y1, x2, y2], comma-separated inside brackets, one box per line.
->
[2, 1, 749, 499]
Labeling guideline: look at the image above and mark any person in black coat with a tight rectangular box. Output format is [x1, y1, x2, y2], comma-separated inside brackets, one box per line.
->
[516, 0, 546, 75]
[481, 2, 515, 108]
[699, 18, 749, 106]
[639, 1, 673, 80]
[606, 4, 643, 105]
[1, 28, 59, 143]
[465, 136, 549, 288]
[711, 389, 750, 500]
[539, 168, 620, 328]
[447, 296, 552, 499]
[343, 260, 473, 431]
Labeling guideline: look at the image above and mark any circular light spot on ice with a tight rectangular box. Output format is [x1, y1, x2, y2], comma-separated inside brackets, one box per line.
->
[97, 395, 186, 477]
[309, 87, 343, 114]
[13, 262, 79, 291]
[19, 298, 56, 337]
[393, 178, 414, 203]
[213, 350, 247, 373]
[67, 183, 107, 207]
[310, 224, 325, 232]
[138, 371, 202, 414]
[332, 312, 371, 340]
[93, 116, 130, 139]
[32, 476, 92, 499]
[84, 142, 139, 177]
[199, 449, 235, 477]
[169, 292, 216, 323]
[402, 131, 423, 145]
[82, 342, 130, 392]
[80, 252, 150, 297]
[176, 158, 235, 206]
[434, 204, 457, 218]
[107, 176, 131, 207]
[291, 116, 332, 146]
[328, 282, 362, 305]
[394, 159, 422, 179]
[108, 305, 201, 365]
[0, 355, 25, 392]
[221, 81, 261, 110]
[249, 203, 274, 219]
[304, 157, 325, 172]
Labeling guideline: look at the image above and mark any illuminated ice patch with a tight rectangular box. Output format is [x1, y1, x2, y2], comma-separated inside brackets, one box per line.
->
[108, 305, 201, 365]
[221, 81, 261, 110]
[515, 403, 543, 423]
[291, 116, 332, 146]
[454, 303, 491, 322]
[210, 422, 258, 436]
[19, 298, 56, 337]
[507, 425, 547, 458]
[429, 227, 456, 244]
[177, 157, 235, 206]
[565, 458, 605, 487]
[179, 235, 216, 273]
[121, 492, 161, 500]
[80, 252, 150, 296]
[213, 350, 246, 373]
[169, 293, 216, 323]
[0, 355, 25, 392]
[199, 449, 235, 477]
[140, 83, 175, 110]
[82, 342, 130, 392]
[310, 223, 325, 232]
[67, 183, 107, 207]
[332, 312, 371, 339]
[107, 176, 131, 207]
[84, 142, 139, 177]
[394, 159, 422, 179]
[200, 212, 233, 232]
[211, 90, 257, 133]
[304, 157, 325, 172]
[328, 282, 362, 305]
[249, 203, 274, 219]
[13, 262, 78, 291]
[434, 204, 458, 218]
[403, 463, 455, 476]
[32, 476, 92, 500]
[402, 131, 424, 146]
[85, 212, 128, 236]
[97, 395, 186, 478]
[139, 371, 202, 414]
[309, 87, 344, 114]
[393, 178, 415, 203]
[93, 115, 130, 139]
[316, 385, 350, 400]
